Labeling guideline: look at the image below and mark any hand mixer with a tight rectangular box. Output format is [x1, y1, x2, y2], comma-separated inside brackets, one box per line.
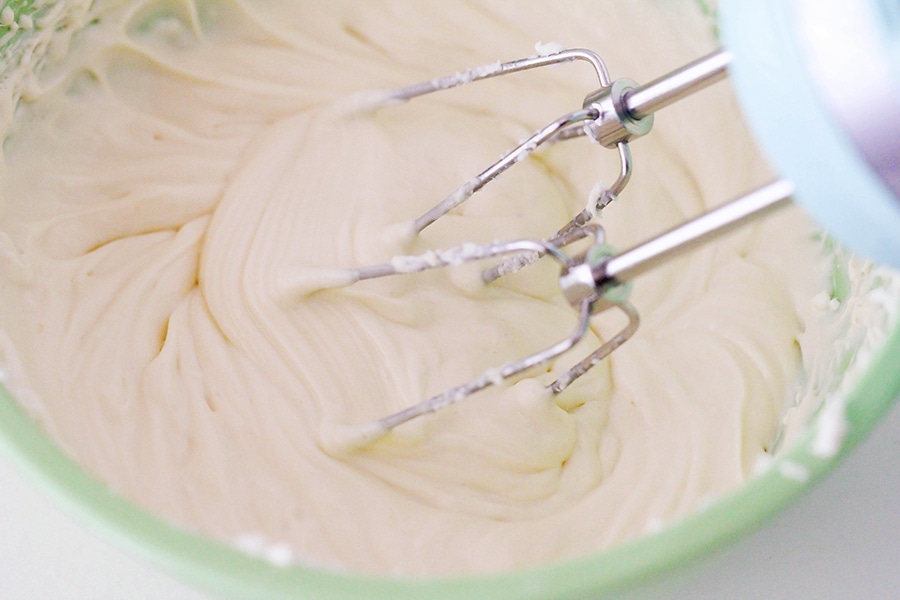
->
[310, 0, 900, 445]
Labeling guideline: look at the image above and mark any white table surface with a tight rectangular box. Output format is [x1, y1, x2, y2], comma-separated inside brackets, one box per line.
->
[1, 401, 898, 600]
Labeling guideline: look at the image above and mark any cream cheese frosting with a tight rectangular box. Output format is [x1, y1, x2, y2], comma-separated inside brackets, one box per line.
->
[0, 0, 840, 575]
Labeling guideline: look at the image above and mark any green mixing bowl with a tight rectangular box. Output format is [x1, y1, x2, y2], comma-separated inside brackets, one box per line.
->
[1, 2, 898, 599]
[1, 327, 897, 600]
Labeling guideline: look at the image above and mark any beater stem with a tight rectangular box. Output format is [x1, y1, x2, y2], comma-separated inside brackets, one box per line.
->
[600, 180, 794, 285]
[625, 50, 733, 120]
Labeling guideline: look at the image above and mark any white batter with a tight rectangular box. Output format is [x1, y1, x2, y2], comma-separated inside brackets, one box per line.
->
[0, 0, 832, 575]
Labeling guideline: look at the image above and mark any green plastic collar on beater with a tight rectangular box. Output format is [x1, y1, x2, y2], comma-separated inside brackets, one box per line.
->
[719, 0, 900, 269]
[586, 243, 633, 304]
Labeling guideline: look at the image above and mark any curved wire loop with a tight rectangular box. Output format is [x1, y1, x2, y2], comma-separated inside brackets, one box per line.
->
[374, 49, 633, 236]
[549, 301, 639, 394]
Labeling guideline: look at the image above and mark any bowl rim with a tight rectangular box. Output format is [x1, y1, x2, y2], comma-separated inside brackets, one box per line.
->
[1, 320, 898, 600]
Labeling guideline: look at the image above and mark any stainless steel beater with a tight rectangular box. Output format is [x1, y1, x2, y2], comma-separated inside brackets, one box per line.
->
[305, 46, 802, 445]
[294, 0, 900, 446]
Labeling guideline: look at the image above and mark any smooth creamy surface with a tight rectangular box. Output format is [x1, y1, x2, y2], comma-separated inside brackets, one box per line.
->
[0, 0, 833, 575]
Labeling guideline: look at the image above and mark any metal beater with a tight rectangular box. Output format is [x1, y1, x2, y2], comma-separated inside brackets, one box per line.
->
[302, 0, 900, 446]
[303, 46, 802, 445]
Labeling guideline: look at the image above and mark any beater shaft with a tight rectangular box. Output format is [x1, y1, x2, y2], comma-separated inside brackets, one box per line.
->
[604, 179, 792, 282]
[559, 180, 794, 306]
[625, 50, 732, 120]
